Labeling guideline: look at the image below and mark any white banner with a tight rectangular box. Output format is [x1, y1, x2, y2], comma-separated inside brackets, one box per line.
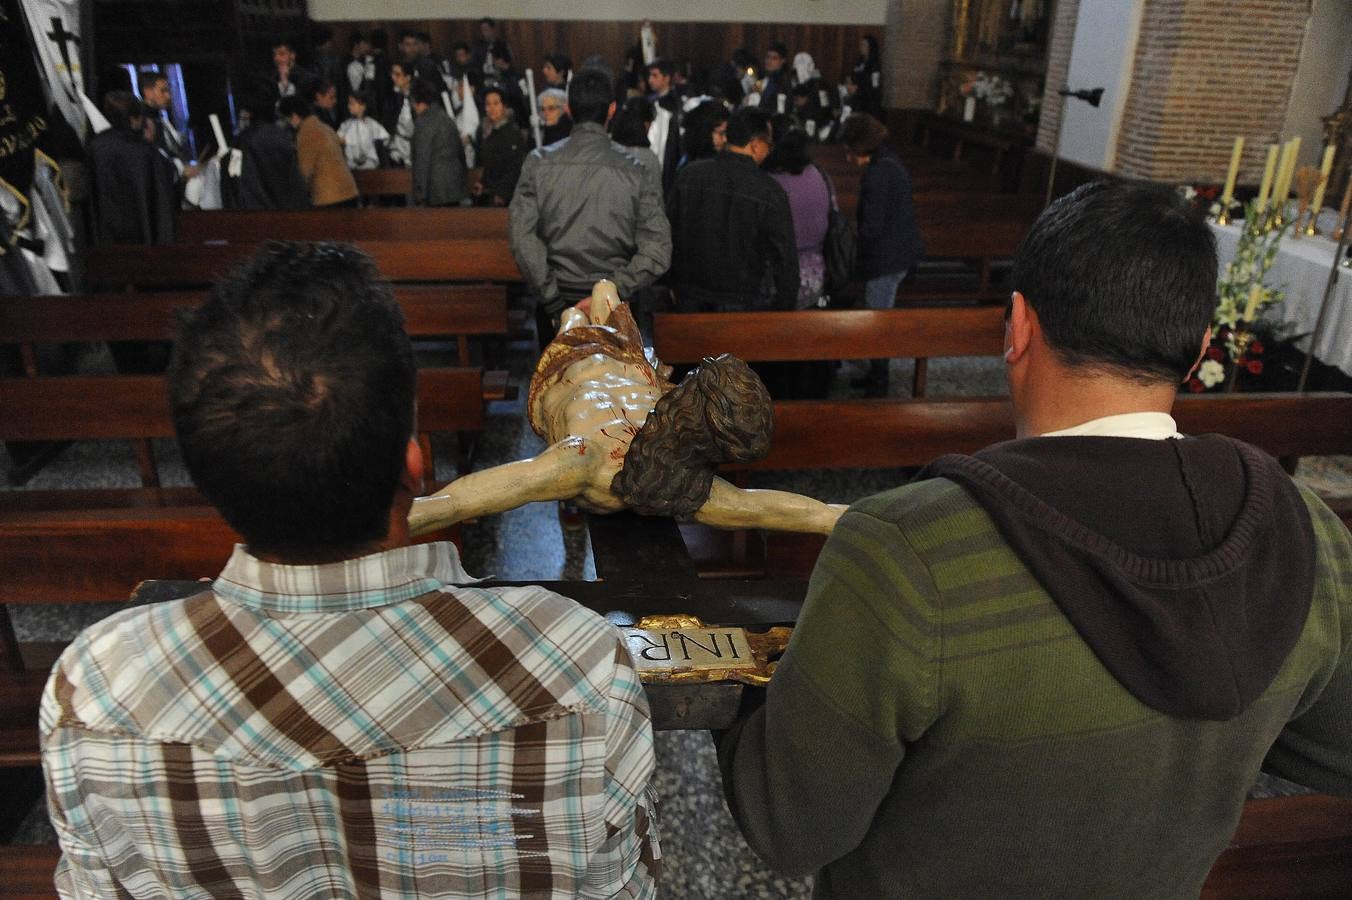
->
[21, 0, 86, 133]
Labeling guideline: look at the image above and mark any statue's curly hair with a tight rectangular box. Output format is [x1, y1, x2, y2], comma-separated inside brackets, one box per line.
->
[611, 354, 772, 519]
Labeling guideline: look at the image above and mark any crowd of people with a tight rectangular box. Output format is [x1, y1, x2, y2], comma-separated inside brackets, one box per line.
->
[87, 24, 916, 395]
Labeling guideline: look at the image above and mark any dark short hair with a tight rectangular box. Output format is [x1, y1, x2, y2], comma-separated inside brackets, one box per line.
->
[102, 90, 144, 129]
[349, 88, 374, 109]
[610, 97, 653, 148]
[169, 242, 417, 558]
[306, 78, 334, 101]
[277, 95, 311, 119]
[348, 31, 368, 51]
[480, 85, 508, 108]
[1010, 181, 1218, 385]
[764, 118, 810, 174]
[544, 52, 572, 74]
[725, 106, 771, 148]
[767, 42, 788, 59]
[490, 40, 512, 64]
[569, 68, 614, 125]
[271, 37, 294, 51]
[137, 70, 167, 94]
[682, 100, 729, 160]
[452, 41, 470, 54]
[415, 31, 432, 45]
[410, 78, 440, 107]
[479, 16, 496, 27]
[840, 113, 888, 155]
[390, 60, 411, 78]
[647, 58, 677, 78]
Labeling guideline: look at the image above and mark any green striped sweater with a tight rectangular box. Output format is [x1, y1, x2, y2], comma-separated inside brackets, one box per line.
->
[718, 477, 1352, 899]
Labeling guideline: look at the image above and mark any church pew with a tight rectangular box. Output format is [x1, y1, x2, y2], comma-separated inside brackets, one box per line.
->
[354, 166, 413, 202]
[1, 796, 1347, 899]
[176, 207, 511, 244]
[0, 367, 484, 581]
[654, 307, 1006, 397]
[84, 238, 522, 288]
[1, 285, 511, 372]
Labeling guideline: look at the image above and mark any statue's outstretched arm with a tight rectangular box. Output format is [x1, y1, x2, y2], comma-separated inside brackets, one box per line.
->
[693, 476, 847, 537]
[408, 436, 598, 536]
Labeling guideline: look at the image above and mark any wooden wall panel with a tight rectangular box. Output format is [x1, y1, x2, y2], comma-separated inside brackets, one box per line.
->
[327, 20, 883, 83]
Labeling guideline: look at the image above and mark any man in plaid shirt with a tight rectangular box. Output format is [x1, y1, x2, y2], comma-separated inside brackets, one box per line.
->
[41, 242, 660, 899]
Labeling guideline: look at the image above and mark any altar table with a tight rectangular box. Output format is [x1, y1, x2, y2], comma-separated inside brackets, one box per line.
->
[1211, 213, 1352, 377]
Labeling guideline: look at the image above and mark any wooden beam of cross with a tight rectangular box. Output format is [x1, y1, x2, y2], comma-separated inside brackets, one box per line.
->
[134, 512, 807, 730]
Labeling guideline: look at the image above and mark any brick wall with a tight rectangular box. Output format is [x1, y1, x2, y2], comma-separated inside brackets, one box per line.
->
[887, 0, 951, 109]
[1114, 0, 1309, 184]
[1035, 0, 1082, 154]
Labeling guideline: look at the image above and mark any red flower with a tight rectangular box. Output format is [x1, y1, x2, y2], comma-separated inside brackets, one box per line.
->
[1249, 339, 1264, 355]
[1198, 186, 1218, 199]
[1206, 347, 1225, 360]
[1246, 360, 1263, 374]
[1188, 378, 1206, 392]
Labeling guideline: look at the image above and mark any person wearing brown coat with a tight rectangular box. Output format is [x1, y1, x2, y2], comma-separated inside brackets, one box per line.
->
[281, 96, 359, 208]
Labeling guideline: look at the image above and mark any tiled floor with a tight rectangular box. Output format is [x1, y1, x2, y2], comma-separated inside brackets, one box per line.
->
[3, 336, 1342, 897]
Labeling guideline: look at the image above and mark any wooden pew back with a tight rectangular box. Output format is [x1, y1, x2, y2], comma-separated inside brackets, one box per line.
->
[177, 207, 511, 244]
[654, 307, 1006, 363]
[85, 239, 521, 288]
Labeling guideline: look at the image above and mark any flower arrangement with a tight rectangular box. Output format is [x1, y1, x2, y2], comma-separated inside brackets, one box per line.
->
[1185, 198, 1291, 392]
[969, 71, 1015, 108]
[1176, 183, 1239, 221]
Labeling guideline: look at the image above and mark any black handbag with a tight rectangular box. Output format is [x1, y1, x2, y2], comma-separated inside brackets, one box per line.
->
[818, 164, 856, 295]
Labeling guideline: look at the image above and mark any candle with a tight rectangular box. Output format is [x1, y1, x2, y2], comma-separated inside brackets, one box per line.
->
[1276, 137, 1302, 214]
[1220, 136, 1244, 206]
[1255, 144, 1278, 211]
[1271, 140, 1293, 211]
[1339, 177, 1352, 235]
[1308, 144, 1337, 218]
[1243, 283, 1262, 323]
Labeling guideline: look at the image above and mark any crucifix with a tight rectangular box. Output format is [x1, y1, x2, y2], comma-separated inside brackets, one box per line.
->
[45, 16, 81, 101]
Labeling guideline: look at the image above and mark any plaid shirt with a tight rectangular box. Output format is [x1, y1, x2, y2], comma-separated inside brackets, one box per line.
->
[41, 542, 659, 899]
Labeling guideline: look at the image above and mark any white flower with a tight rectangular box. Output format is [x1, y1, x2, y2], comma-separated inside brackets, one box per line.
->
[1198, 359, 1225, 388]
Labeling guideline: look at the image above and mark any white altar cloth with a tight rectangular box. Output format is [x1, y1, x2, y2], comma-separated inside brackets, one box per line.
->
[1211, 215, 1352, 377]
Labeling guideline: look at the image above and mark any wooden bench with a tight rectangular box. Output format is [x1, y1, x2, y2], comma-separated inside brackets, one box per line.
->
[176, 207, 511, 244]
[353, 166, 413, 203]
[2, 285, 510, 372]
[2, 793, 1348, 898]
[85, 239, 522, 288]
[655, 307, 1006, 397]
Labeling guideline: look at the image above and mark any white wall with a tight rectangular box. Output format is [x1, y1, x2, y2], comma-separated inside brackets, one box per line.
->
[1056, 0, 1145, 171]
[1281, 0, 1352, 168]
[308, 0, 887, 25]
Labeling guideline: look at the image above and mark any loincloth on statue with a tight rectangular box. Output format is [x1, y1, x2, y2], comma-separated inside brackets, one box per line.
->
[527, 303, 674, 440]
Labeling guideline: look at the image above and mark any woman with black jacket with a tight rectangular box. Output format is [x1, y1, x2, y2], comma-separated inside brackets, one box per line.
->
[473, 86, 526, 205]
[842, 113, 924, 396]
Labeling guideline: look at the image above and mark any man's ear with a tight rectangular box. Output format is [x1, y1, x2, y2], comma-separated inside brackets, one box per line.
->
[402, 438, 425, 495]
[605, 100, 617, 125]
[1005, 291, 1035, 364]
[1184, 327, 1213, 384]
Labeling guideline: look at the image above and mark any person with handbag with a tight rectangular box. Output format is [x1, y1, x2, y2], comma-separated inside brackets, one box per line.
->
[841, 113, 924, 396]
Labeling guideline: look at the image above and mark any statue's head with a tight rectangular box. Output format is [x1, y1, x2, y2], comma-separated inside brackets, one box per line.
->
[611, 354, 772, 519]
[169, 241, 416, 559]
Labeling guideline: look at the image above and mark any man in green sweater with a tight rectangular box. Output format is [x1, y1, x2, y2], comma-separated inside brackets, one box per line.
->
[716, 180, 1352, 898]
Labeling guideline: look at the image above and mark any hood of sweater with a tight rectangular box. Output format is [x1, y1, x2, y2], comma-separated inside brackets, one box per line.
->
[917, 434, 1315, 720]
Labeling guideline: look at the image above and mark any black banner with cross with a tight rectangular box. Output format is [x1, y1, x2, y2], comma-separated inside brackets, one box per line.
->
[0, 0, 50, 241]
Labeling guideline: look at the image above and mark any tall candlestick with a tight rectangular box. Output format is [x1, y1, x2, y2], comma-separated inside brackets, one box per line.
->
[1255, 144, 1278, 211]
[1220, 136, 1244, 207]
[1308, 144, 1337, 218]
[1275, 137, 1302, 218]
[1243, 283, 1262, 322]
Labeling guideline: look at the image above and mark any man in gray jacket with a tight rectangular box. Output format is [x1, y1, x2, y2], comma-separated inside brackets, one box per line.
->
[509, 68, 671, 346]
[410, 79, 465, 207]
